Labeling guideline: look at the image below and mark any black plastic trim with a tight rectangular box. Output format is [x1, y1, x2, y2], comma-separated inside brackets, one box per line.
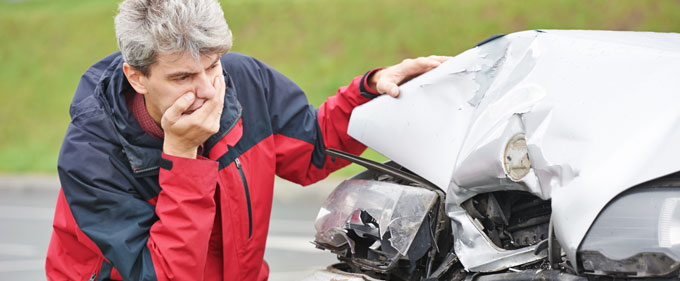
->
[326, 148, 440, 192]
[476, 34, 507, 47]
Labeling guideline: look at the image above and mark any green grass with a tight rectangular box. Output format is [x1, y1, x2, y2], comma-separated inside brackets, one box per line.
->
[1, 0, 679, 176]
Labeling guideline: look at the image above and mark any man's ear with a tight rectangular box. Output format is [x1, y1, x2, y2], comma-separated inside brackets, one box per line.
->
[123, 63, 148, 94]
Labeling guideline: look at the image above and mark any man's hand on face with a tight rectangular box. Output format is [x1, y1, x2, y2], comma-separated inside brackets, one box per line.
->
[161, 74, 225, 159]
[368, 55, 451, 97]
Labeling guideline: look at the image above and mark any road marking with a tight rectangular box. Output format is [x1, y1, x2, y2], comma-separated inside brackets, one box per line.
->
[0, 259, 44, 272]
[266, 235, 320, 253]
[0, 206, 54, 221]
[0, 244, 37, 257]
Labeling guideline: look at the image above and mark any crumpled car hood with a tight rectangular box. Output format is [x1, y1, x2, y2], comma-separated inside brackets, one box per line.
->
[348, 30, 680, 269]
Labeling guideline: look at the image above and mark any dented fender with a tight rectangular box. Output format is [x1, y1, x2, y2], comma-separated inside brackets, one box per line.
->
[348, 30, 680, 270]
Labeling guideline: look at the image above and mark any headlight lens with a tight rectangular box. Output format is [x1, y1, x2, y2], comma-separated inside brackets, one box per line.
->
[579, 186, 680, 277]
[503, 134, 531, 181]
[658, 197, 680, 248]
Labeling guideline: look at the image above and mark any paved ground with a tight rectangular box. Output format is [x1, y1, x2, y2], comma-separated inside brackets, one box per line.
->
[0, 175, 342, 281]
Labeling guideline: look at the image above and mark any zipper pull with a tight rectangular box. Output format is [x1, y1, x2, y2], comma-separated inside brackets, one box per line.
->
[234, 158, 241, 169]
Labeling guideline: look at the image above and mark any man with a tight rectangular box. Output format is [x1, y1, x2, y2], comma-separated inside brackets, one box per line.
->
[45, 0, 447, 280]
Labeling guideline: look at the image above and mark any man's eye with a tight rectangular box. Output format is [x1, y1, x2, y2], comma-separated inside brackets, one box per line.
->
[176, 75, 189, 81]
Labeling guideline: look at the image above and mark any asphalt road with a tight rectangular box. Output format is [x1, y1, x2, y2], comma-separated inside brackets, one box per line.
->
[0, 175, 340, 281]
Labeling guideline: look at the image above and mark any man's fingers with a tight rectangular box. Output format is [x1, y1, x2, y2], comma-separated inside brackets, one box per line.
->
[181, 74, 225, 133]
[409, 56, 450, 70]
[163, 92, 195, 124]
[412, 56, 446, 70]
[428, 55, 451, 63]
[215, 74, 226, 104]
[397, 55, 451, 82]
[206, 75, 225, 132]
[200, 75, 226, 116]
[213, 73, 225, 91]
[373, 55, 451, 99]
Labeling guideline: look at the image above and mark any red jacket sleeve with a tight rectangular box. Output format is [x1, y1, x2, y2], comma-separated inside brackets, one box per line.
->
[271, 68, 381, 185]
[147, 154, 218, 281]
[52, 139, 219, 281]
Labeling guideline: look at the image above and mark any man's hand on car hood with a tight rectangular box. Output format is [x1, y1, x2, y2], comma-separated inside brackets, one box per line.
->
[368, 55, 451, 97]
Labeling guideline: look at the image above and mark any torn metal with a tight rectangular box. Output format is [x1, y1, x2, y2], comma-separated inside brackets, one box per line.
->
[348, 30, 680, 271]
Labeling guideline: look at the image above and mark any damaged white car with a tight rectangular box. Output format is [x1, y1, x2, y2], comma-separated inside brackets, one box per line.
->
[304, 30, 680, 280]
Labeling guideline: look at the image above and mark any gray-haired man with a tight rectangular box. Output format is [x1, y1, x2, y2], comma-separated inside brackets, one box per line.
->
[46, 0, 447, 280]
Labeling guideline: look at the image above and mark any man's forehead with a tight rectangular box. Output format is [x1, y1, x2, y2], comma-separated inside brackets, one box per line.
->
[154, 52, 221, 73]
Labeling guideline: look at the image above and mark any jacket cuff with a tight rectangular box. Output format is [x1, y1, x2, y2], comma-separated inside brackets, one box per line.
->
[359, 68, 384, 99]
[159, 153, 217, 170]
[158, 153, 218, 192]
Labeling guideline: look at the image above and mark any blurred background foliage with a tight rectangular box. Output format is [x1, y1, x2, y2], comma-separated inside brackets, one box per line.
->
[1, 0, 679, 176]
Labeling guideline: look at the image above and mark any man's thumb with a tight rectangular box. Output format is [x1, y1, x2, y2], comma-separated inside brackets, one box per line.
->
[386, 84, 400, 97]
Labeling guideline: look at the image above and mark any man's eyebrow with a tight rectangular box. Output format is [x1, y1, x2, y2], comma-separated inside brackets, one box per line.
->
[166, 70, 196, 79]
[166, 57, 220, 79]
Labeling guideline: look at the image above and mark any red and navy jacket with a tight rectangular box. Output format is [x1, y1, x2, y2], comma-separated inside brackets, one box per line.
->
[46, 52, 378, 281]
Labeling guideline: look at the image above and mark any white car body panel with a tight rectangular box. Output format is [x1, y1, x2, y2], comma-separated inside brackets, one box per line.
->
[347, 30, 680, 270]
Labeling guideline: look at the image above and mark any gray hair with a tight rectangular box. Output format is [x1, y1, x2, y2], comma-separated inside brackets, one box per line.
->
[114, 0, 233, 76]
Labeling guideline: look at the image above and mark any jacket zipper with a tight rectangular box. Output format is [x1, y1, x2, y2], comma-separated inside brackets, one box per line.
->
[234, 158, 253, 238]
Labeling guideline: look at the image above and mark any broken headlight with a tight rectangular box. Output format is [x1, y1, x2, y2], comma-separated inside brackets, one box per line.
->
[579, 186, 680, 277]
[312, 179, 441, 279]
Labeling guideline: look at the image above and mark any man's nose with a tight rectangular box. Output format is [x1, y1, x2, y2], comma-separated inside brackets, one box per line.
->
[194, 73, 216, 99]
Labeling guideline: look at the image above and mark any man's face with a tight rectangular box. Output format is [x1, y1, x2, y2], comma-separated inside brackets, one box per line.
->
[131, 52, 223, 125]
